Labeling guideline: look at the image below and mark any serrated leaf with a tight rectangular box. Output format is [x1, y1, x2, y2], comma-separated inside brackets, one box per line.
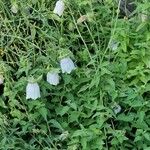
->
[57, 106, 70, 116]
[144, 133, 150, 141]
[117, 114, 134, 122]
[49, 119, 63, 131]
[39, 107, 48, 120]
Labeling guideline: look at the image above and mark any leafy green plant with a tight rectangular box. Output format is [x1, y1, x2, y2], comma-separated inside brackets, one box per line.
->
[0, 0, 150, 149]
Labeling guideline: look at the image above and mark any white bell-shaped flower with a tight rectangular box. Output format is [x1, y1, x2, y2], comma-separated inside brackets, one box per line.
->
[60, 57, 75, 74]
[141, 14, 148, 22]
[109, 40, 119, 51]
[47, 71, 59, 85]
[11, 3, 18, 14]
[26, 82, 41, 100]
[113, 104, 121, 114]
[0, 75, 4, 85]
[53, 0, 65, 16]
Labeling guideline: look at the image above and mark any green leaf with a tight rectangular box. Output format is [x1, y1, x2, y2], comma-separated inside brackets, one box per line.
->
[56, 106, 70, 116]
[49, 119, 63, 131]
[38, 107, 48, 120]
[69, 111, 80, 123]
[136, 22, 147, 32]
[117, 113, 134, 122]
[144, 133, 150, 141]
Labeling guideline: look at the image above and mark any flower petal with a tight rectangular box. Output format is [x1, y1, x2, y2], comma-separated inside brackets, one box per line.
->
[11, 4, 18, 14]
[113, 105, 121, 114]
[60, 57, 75, 74]
[0, 75, 4, 85]
[53, 0, 65, 16]
[26, 82, 41, 100]
[109, 40, 119, 51]
[47, 72, 59, 85]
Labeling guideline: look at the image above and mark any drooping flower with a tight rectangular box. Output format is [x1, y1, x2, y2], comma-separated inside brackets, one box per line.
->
[141, 13, 148, 22]
[26, 82, 41, 100]
[53, 0, 65, 16]
[60, 57, 75, 74]
[109, 40, 119, 51]
[0, 75, 4, 85]
[47, 71, 59, 85]
[11, 3, 18, 14]
[113, 104, 121, 114]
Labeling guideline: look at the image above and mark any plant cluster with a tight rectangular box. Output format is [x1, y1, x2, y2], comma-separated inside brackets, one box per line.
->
[0, 0, 150, 149]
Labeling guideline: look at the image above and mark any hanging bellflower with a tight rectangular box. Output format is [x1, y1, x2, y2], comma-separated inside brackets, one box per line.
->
[53, 0, 65, 16]
[109, 40, 119, 51]
[0, 75, 4, 85]
[11, 3, 18, 14]
[47, 71, 59, 85]
[60, 57, 76, 74]
[26, 81, 41, 100]
[113, 104, 121, 114]
[141, 13, 148, 22]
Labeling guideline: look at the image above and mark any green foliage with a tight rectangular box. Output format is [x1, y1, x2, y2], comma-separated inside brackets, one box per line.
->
[0, 0, 150, 149]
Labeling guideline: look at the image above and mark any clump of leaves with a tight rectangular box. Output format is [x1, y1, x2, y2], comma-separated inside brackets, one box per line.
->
[0, 0, 150, 149]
